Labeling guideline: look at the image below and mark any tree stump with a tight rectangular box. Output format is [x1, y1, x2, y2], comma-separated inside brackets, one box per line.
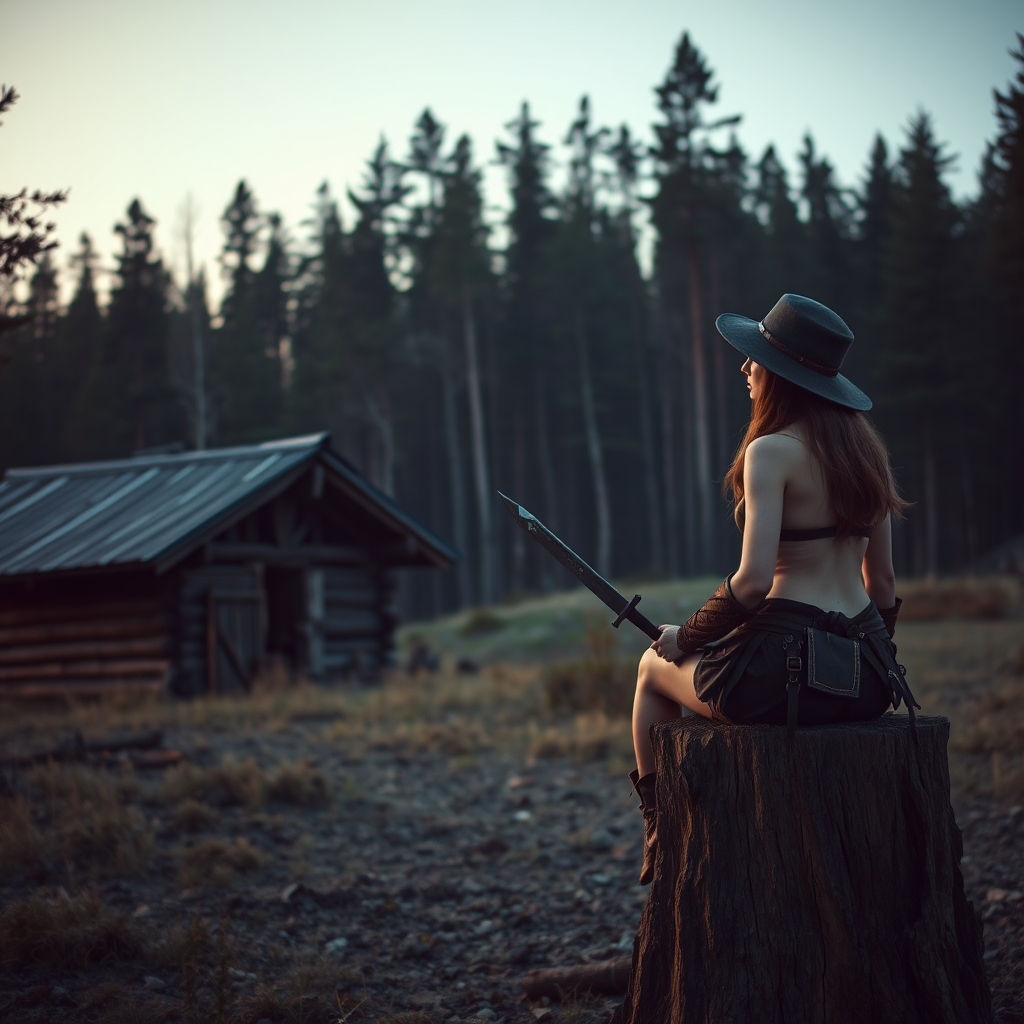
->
[615, 715, 991, 1024]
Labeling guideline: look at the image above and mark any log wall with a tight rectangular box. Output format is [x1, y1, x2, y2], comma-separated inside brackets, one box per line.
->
[0, 579, 169, 699]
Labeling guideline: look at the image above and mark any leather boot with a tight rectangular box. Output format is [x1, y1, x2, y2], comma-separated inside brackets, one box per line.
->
[629, 769, 658, 886]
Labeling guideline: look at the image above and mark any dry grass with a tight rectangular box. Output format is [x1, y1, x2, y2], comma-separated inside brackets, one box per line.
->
[530, 712, 632, 763]
[160, 756, 332, 811]
[171, 797, 220, 832]
[899, 577, 1018, 622]
[0, 762, 153, 881]
[0, 888, 146, 968]
[543, 618, 635, 717]
[266, 758, 331, 807]
[175, 836, 264, 888]
[161, 756, 267, 809]
[954, 679, 1024, 756]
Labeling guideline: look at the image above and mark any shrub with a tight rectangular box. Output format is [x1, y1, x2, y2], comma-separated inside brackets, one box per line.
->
[459, 608, 504, 637]
[543, 620, 634, 717]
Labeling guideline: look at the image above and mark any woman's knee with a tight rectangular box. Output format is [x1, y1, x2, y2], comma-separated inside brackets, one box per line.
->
[636, 647, 663, 692]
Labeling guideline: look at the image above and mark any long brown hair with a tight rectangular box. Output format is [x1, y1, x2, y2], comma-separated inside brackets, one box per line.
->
[724, 368, 908, 537]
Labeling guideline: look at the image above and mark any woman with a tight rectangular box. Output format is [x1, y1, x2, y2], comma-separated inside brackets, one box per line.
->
[629, 294, 915, 886]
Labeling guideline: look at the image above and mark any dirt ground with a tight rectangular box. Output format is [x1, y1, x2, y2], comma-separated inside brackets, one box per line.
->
[2, 579, 1024, 1024]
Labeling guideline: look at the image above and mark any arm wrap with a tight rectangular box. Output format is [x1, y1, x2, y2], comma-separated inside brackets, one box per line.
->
[676, 574, 758, 654]
[878, 596, 902, 638]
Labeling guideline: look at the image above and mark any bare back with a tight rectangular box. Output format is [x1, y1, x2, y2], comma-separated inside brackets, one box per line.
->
[731, 424, 895, 617]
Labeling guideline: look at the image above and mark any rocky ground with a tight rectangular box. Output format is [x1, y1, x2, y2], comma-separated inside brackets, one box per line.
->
[2, 589, 1024, 1023]
[0, 667, 649, 1024]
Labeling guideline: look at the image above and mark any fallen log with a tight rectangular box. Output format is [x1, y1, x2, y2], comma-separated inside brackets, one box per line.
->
[614, 715, 992, 1024]
[521, 957, 631, 1001]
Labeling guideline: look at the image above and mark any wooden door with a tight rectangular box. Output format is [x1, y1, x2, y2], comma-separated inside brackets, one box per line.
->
[206, 589, 262, 693]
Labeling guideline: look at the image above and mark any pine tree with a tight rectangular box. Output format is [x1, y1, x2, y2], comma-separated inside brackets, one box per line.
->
[546, 96, 614, 578]
[854, 136, 895, 332]
[752, 144, 806, 307]
[209, 181, 283, 444]
[608, 123, 665, 572]
[799, 134, 852, 310]
[881, 113, 960, 576]
[497, 102, 560, 556]
[429, 134, 496, 602]
[650, 32, 740, 572]
[55, 234, 105, 457]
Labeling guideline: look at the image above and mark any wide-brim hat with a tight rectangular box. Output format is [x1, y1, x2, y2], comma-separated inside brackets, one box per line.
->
[715, 294, 871, 411]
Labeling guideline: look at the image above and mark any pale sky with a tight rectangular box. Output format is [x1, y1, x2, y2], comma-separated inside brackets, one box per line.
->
[2, 0, 1020, 304]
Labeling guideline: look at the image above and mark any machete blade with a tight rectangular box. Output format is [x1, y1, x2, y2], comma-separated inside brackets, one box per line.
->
[496, 491, 661, 641]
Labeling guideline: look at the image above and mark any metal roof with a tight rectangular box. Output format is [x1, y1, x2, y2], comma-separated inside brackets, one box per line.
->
[0, 433, 456, 577]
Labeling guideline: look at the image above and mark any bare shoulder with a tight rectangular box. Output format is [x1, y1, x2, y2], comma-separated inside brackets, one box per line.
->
[746, 432, 806, 466]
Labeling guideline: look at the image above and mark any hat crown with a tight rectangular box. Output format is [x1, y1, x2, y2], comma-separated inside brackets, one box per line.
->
[762, 294, 854, 372]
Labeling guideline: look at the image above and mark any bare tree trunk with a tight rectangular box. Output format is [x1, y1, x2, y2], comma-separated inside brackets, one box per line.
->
[576, 310, 612, 580]
[463, 287, 494, 605]
[441, 356, 471, 608]
[534, 370, 559, 531]
[709, 245, 729, 476]
[365, 393, 395, 496]
[534, 370, 560, 591]
[674, 311, 697, 577]
[923, 421, 939, 579]
[686, 244, 714, 572]
[658, 315, 680, 578]
[959, 433, 978, 574]
[181, 195, 207, 450]
[630, 293, 664, 574]
[511, 410, 526, 594]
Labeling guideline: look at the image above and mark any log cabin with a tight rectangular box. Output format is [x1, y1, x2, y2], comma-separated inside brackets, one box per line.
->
[0, 433, 456, 698]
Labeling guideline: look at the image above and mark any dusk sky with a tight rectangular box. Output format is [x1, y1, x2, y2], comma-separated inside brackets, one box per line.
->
[2, 0, 1020, 303]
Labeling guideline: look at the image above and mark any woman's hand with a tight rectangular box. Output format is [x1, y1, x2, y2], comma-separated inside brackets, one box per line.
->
[651, 624, 683, 663]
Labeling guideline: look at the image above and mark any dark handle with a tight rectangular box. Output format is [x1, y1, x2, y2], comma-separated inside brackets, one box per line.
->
[610, 593, 662, 642]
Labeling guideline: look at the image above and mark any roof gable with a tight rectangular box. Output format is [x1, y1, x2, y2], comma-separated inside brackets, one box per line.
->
[0, 434, 456, 577]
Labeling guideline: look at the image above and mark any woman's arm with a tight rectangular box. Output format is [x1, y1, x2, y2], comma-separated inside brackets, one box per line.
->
[862, 514, 896, 610]
[729, 435, 788, 609]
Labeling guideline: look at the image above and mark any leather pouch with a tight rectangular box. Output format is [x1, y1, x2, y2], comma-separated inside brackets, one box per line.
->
[804, 627, 860, 698]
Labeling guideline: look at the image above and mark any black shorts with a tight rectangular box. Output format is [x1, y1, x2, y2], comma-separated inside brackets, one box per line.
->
[693, 598, 897, 727]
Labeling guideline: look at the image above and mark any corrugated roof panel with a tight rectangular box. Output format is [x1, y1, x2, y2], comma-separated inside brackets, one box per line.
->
[0, 437, 324, 576]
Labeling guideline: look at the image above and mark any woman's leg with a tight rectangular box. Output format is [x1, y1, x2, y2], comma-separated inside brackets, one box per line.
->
[633, 647, 713, 776]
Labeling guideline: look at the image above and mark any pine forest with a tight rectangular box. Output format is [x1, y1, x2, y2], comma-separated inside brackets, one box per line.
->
[3, 32, 1023, 619]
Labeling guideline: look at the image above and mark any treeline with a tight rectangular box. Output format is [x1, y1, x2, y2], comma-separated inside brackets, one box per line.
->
[2, 33, 1022, 615]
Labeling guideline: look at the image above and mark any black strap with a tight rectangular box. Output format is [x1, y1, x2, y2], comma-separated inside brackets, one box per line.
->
[785, 641, 803, 744]
[779, 525, 872, 541]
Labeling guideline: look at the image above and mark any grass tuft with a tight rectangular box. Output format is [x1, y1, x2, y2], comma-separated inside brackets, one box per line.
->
[267, 759, 331, 807]
[170, 797, 219, 832]
[176, 836, 264, 888]
[0, 888, 146, 968]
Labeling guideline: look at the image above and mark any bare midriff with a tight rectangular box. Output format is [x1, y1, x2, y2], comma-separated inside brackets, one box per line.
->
[767, 535, 871, 617]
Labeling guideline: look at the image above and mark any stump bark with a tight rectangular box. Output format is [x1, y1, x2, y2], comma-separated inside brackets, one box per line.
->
[615, 715, 991, 1024]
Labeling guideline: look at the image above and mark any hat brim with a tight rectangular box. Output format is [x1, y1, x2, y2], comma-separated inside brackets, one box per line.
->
[715, 313, 872, 412]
